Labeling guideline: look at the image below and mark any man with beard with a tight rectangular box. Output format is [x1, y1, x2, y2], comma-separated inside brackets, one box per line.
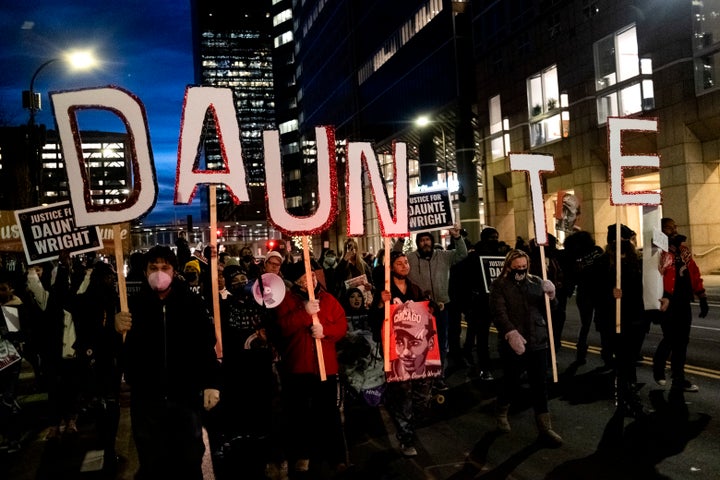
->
[394, 227, 467, 389]
[653, 218, 708, 392]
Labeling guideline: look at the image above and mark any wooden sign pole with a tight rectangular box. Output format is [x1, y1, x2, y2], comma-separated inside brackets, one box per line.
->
[383, 237, 391, 372]
[302, 235, 326, 381]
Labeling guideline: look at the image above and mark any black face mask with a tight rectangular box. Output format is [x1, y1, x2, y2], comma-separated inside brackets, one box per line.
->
[242, 254, 253, 262]
[230, 284, 247, 297]
[184, 272, 198, 283]
[511, 268, 527, 282]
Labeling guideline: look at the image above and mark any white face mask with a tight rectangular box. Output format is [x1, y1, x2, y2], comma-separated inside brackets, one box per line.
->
[148, 271, 173, 292]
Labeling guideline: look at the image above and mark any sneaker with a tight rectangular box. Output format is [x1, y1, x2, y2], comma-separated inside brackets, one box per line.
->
[674, 380, 699, 393]
[294, 458, 310, 472]
[479, 370, 494, 381]
[400, 444, 418, 457]
[653, 370, 667, 386]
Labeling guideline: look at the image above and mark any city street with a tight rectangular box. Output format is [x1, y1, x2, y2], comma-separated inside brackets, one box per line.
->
[2, 290, 719, 479]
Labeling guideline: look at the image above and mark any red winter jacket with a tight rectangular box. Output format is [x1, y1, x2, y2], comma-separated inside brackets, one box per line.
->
[660, 246, 706, 299]
[276, 289, 348, 376]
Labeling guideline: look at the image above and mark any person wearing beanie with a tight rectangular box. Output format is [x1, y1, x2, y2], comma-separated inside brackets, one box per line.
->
[274, 263, 348, 474]
[591, 224, 648, 418]
[453, 226, 506, 380]
[183, 259, 203, 296]
[393, 226, 467, 390]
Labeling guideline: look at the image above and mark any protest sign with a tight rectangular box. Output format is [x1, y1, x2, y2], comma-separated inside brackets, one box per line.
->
[381, 300, 441, 383]
[14, 201, 103, 265]
[408, 189, 453, 232]
[479, 256, 506, 293]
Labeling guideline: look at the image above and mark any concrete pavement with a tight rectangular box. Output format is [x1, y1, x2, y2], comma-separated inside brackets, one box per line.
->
[2, 297, 719, 479]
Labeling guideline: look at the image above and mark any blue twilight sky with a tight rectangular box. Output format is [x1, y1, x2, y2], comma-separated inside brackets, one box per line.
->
[0, 0, 203, 226]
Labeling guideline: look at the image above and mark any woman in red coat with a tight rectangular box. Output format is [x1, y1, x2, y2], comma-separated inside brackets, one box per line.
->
[275, 261, 348, 475]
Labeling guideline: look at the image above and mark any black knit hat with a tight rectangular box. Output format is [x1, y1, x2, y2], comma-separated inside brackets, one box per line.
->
[390, 250, 406, 265]
[285, 261, 307, 282]
[606, 224, 636, 243]
[223, 264, 247, 283]
[415, 231, 434, 243]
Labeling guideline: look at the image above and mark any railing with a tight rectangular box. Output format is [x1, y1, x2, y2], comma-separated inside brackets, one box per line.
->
[694, 245, 720, 258]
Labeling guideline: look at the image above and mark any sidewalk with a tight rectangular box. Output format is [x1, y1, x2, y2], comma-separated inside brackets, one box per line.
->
[703, 272, 720, 303]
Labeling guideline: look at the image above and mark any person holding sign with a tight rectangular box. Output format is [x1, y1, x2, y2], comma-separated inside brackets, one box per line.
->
[369, 251, 437, 458]
[489, 249, 562, 447]
[653, 218, 708, 393]
[394, 228, 467, 390]
[591, 225, 648, 418]
[113, 246, 221, 480]
[274, 261, 348, 474]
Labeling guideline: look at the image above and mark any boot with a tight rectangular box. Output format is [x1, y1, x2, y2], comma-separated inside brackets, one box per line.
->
[535, 413, 563, 447]
[495, 403, 511, 433]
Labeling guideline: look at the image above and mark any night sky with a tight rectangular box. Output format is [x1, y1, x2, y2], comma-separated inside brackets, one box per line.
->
[0, 0, 203, 225]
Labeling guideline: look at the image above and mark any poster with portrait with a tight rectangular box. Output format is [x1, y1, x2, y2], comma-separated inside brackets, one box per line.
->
[381, 300, 441, 383]
[555, 191, 581, 240]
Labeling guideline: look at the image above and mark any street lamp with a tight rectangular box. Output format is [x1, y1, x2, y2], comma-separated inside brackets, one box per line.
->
[22, 50, 97, 206]
[415, 115, 448, 189]
[23, 50, 97, 126]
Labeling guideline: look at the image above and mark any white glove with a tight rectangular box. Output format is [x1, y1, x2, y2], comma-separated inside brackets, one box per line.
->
[305, 299, 320, 315]
[203, 388, 220, 411]
[310, 323, 324, 339]
[542, 280, 556, 300]
[505, 329, 526, 355]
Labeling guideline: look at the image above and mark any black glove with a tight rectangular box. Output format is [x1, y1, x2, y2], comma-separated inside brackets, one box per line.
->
[699, 297, 709, 318]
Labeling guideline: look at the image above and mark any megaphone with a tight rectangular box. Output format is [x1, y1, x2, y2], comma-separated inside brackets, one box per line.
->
[251, 273, 286, 308]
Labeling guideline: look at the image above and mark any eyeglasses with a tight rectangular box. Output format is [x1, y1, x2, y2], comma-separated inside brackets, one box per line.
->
[266, 260, 282, 267]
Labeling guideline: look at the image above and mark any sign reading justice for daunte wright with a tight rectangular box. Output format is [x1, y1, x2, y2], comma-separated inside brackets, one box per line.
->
[14, 201, 103, 265]
[408, 189, 454, 232]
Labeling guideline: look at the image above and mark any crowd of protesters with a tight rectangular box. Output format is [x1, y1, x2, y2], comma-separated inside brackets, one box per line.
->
[0, 217, 710, 478]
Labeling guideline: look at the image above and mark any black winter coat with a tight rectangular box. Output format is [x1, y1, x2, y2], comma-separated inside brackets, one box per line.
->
[121, 279, 221, 409]
[489, 274, 554, 352]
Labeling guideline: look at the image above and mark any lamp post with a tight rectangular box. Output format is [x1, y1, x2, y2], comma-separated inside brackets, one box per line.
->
[415, 115, 450, 189]
[23, 50, 97, 126]
[416, 115, 461, 231]
[24, 59, 59, 127]
[21, 50, 97, 205]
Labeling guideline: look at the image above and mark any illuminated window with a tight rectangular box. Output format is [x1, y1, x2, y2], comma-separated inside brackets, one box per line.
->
[694, 0, 720, 93]
[527, 65, 563, 147]
[489, 95, 510, 160]
[594, 25, 654, 124]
